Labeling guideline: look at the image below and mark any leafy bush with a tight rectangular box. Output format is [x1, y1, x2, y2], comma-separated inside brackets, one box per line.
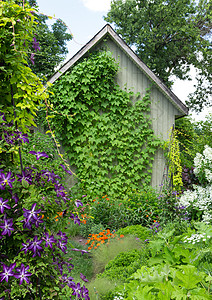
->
[91, 235, 142, 274]
[116, 224, 151, 240]
[111, 223, 212, 299]
[0, 1, 89, 298]
[121, 187, 161, 226]
[179, 145, 212, 223]
[99, 249, 147, 282]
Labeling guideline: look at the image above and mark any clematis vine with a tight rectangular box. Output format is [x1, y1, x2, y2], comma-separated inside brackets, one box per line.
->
[29, 150, 49, 160]
[0, 263, 16, 282]
[0, 171, 15, 190]
[14, 263, 32, 285]
[0, 198, 11, 214]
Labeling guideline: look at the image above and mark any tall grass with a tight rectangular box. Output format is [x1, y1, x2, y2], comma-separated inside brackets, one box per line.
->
[91, 235, 142, 274]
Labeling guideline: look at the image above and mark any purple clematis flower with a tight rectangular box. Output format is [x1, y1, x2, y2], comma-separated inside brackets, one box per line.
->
[57, 231, 68, 240]
[30, 53, 35, 65]
[29, 151, 49, 160]
[32, 37, 41, 52]
[11, 192, 19, 204]
[71, 248, 89, 255]
[57, 239, 67, 253]
[41, 170, 60, 183]
[0, 217, 14, 236]
[20, 240, 30, 254]
[43, 232, 57, 248]
[75, 199, 83, 208]
[16, 171, 32, 185]
[14, 263, 32, 285]
[80, 273, 88, 282]
[70, 282, 82, 298]
[23, 203, 41, 223]
[0, 171, 15, 190]
[14, 130, 29, 144]
[33, 216, 44, 228]
[60, 164, 72, 175]
[28, 236, 43, 257]
[0, 198, 11, 214]
[81, 285, 90, 300]
[0, 263, 16, 282]
[70, 213, 80, 225]
[61, 274, 74, 287]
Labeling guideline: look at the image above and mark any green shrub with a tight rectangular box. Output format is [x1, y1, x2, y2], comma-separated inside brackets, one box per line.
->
[86, 278, 118, 300]
[99, 249, 147, 282]
[92, 235, 142, 274]
[79, 221, 105, 238]
[121, 187, 161, 226]
[116, 224, 151, 240]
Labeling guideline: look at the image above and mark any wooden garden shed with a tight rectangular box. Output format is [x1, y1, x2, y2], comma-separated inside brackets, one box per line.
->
[48, 24, 188, 189]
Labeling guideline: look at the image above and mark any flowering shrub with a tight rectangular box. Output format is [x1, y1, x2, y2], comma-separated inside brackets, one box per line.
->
[121, 188, 161, 226]
[80, 195, 127, 230]
[179, 145, 212, 224]
[0, 112, 90, 299]
[85, 229, 124, 251]
[0, 1, 90, 298]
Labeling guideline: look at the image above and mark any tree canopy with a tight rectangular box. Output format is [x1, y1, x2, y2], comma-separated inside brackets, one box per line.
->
[105, 0, 212, 112]
[27, 0, 72, 79]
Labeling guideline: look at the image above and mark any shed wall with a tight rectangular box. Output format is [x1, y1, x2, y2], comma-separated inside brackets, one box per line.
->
[94, 38, 180, 188]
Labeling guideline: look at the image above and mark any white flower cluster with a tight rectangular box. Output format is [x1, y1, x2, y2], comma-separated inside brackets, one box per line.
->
[184, 233, 211, 244]
[179, 145, 212, 224]
[194, 145, 212, 183]
[113, 294, 124, 300]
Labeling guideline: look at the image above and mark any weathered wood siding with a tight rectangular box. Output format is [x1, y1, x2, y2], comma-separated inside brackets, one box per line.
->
[93, 37, 180, 188]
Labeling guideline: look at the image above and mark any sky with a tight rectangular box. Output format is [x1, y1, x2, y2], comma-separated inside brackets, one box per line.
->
[36, 0, 211, 121]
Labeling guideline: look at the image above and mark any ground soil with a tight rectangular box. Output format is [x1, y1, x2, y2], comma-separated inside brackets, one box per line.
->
[71, 235, 88, 247]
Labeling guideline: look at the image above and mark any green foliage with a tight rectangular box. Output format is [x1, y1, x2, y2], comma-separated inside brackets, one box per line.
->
[164, 129, 183, 190]
[111, 224, 212, 299]
[49, 50, 161, 196]
[106, 0, 212, 112]
[86, 278, 118, 300]
[99, 249, 147, 282]
[80, 221, 105, 238]
[176, 114, 212, 169]
[0, 0, 48, 131]
[22, 131, 67, 179]
[65, 240, 93, 282]
[29, 13, 72, 79]
[0, 1, 89, 298]
[120, 187, 161, 226]
[91, 235, 142, 274]
[116, 224, 151, 240]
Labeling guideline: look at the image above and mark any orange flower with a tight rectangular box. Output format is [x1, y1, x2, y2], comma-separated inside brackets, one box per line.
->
[94, 246, 97, 249]
[120, 235, 124, 238]
[88, 247, 92, 250]
[97, 243, 100, 247]
[106, 198, 109, 200]
[146, 215, 149, 217]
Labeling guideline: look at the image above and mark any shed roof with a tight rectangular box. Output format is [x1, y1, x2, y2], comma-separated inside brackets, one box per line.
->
[48, 24, 188, 116]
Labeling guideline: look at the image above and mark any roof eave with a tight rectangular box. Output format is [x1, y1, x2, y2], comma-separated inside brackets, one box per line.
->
[48, 24, 189, 116]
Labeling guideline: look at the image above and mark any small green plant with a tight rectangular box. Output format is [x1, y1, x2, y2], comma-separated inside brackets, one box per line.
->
[116, 224, 151, 241]
[99, 249, 147, 282]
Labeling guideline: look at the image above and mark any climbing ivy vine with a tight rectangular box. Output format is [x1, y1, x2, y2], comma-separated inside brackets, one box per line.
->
[49, 51, 161, 195]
